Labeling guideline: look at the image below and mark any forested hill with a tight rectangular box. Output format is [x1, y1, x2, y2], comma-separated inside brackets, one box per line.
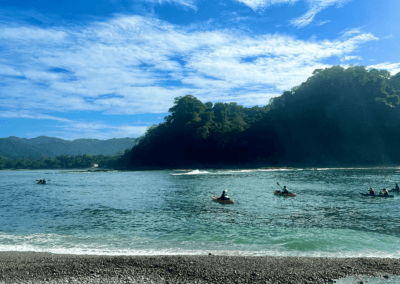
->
[0, 136, 136, 159]
[128, 65, 400, 168]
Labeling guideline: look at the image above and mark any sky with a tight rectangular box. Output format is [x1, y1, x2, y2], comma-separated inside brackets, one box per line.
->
[1, 0, 399, 140]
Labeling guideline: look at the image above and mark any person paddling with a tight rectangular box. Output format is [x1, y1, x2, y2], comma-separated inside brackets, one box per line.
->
[394, 183, 399, 191]
[220, 189, 230, 200]
[380, 188, 389, 196]
[368, 187, 375, 196]
[282, 186, 289, 193]
[277, 182, 288, 193]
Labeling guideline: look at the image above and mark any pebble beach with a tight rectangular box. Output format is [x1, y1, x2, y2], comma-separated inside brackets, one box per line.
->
[1, 252, 400, 284]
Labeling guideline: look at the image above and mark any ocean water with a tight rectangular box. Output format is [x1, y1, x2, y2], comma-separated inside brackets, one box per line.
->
[0, 168, 399, 258]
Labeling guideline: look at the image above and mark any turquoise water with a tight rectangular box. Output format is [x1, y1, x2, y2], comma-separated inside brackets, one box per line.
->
[0, 168, 399, 257]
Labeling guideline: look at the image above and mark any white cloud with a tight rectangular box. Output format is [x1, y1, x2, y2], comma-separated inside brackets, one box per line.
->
[0, 27, 66, 42]
[235, 0, 298, 11]
[0, 110, 148, 139]
[0, 15, 377, 120]
[316, 20, 330, 26]
[383, 35, 395, 40]
[369, 62, 400, 76]
[59, 122, 149, 140]
[340, 27, 364, 38]
[143, 0, 197, 10]
[235, 0, 352, 27]
[340, 55, 362, 61]
[0, 111, 72, 122]
[291, 0, 352, 27]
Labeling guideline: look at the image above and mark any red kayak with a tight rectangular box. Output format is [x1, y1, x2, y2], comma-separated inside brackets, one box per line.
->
[211, 195, 234, 204]
[274, 191, 296, 197]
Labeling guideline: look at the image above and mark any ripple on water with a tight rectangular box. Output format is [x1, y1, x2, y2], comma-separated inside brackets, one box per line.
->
[0, 168, 399, 256]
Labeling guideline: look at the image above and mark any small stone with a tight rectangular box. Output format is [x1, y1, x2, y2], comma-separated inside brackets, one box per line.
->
[383, 275, 389, 279]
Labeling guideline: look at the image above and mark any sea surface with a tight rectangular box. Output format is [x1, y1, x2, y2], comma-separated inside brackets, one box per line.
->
[1, 168, 400, 258]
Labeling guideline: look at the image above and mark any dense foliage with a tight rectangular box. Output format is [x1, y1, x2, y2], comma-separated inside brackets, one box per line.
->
[129, 66, 400, 167]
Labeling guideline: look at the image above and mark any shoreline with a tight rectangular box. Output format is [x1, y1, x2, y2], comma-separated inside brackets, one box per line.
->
[1, 252, 399, 284]
[2, 164, 400, 172]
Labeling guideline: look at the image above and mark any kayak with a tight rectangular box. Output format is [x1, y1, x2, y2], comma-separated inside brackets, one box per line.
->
[274, 191, 296, 197]
[360, 193, 394, 198]
[210, 195, 234, 204]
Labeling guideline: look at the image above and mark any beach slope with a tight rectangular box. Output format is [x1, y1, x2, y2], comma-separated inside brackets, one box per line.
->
[0, 252, 399, 283]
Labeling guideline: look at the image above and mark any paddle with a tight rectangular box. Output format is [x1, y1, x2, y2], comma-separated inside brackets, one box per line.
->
[276, 182, 282, 193]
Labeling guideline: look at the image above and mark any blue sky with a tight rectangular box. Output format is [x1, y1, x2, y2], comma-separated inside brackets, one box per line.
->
[1, 0, 399, 140]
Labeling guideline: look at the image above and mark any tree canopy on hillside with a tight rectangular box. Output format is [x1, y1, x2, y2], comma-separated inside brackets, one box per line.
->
[129, 66, 400, 168]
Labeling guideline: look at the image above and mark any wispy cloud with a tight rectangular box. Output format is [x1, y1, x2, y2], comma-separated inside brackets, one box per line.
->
[383, 35, 395, 40]
[0, 110, 148, 139]
[340, 55, 362, 61]
[235, 0, 298, 11]
[0, 111, 72, 122]
[235, 0, 352, 27]
[292, 0, 352, 27]
[143, 0, 197, 10]
[61, 122, 149, 139]
[369, 62, 400, 76]
[316, 20, 330, 26]
[341, 27, 364, 38]
[1, 15, 376, 118]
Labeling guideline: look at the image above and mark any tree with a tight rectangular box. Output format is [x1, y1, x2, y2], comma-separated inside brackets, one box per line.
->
[127, 66, 400, 168]
[166, 95, 206, 126]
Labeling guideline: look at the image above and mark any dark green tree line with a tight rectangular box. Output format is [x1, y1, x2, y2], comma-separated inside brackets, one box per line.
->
[0, 149, 132, 170]
[129, 65, 400, 168]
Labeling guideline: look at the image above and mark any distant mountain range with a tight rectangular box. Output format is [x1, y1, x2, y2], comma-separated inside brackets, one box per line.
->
[0, 136, 136, 159]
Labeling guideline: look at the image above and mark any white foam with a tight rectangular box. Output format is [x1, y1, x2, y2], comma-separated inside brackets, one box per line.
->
[1, 233, 399, 258]
[1, 245, 400, 258]
[171, 169, 210, 175]
[227, 170, 255, 173]
[257, 168, 295, 171]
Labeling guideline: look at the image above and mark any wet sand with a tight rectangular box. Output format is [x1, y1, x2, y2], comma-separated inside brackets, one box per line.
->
[0, 252, 399, 283]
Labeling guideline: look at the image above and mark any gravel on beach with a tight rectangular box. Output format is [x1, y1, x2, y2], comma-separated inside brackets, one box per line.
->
[1, 252, 400, 284]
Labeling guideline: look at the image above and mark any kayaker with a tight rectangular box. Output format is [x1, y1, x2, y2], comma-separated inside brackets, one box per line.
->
[395, 183, 399, 191]
[368, 188, 375, 196]
[282, 186, 289, 193]
[380, 188, 389, 196]
[220, 189, 230, 200]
